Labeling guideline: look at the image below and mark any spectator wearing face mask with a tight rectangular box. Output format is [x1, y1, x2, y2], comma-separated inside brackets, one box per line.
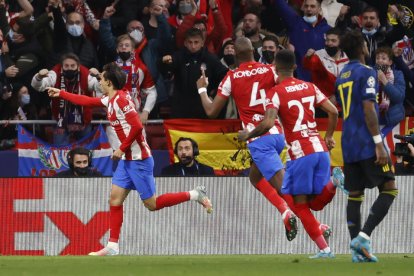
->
[31, 53, 102, 145]
[219, 38, 237, 119]
[303, 27, 348, 109]
[114, 34, 157, 124]
[259, 35, 282, 67]
[143, 0, 171, 40]
[0, 83, 37, 150]
[273, 0, 331, 81]
[50, 8, 99, 69]
[99, 3, 173, 109]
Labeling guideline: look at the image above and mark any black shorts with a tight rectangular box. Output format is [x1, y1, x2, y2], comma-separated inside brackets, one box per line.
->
[344, 156, 395, 191]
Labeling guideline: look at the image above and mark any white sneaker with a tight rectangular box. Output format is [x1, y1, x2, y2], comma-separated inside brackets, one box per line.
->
[88, 246, 119, 256]
[195, 185, 213, 214]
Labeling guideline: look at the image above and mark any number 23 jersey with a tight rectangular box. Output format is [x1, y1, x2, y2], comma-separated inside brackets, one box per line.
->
[267, 77, 328, 160]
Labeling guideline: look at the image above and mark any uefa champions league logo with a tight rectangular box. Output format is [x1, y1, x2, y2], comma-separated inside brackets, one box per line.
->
[38, 146, 70, 170]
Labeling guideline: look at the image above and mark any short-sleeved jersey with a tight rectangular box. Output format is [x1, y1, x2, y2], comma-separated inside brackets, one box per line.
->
[267, 77, 328, 160]
[335, 61, 378, 163]
[217, 61, 283, 139]
[101, 90, 151, 160]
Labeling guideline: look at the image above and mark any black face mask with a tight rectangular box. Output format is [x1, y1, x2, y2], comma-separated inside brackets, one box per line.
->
[262, 50, 275, 64]
[375, 64, 389, 72]
[325, 46, 339, 57]
[74, 167, 89, 176]
[223, 54, 235, 66]
[62, 69, 78, 80]
[118, 51, 131, 61]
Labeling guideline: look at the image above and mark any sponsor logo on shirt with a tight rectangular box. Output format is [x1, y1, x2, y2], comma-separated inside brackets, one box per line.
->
[111, 120, 120, 126]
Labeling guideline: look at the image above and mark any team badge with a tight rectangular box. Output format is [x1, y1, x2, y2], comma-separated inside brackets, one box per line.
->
[367, 76, 375, 87]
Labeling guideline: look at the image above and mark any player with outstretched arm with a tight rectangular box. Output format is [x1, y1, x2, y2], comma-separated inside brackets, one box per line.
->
[47, 62, 212, 256]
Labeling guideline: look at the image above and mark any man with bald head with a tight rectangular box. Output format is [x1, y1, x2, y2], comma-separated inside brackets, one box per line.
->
[196, 37, 299, 241]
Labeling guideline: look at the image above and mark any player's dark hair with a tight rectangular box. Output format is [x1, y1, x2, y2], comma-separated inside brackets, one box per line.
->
[339, 30, 365, 60]
[102, 62, 127, 90]
[275, 49, 296, 70]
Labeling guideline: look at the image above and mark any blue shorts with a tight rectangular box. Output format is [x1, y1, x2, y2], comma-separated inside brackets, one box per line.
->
[112, 157, 156, 200]
[282, 152, 330, 195]
[248, 134, 285, 181]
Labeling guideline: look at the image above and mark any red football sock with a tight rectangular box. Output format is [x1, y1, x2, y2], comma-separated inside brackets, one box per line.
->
[309, 181, 336, 211]
[282, 194, 296, 213]
[109, 205, 123, 243]
[294, 202, 327, 250]
[155, 192, 190, 210]
[255, 178, 289, 215]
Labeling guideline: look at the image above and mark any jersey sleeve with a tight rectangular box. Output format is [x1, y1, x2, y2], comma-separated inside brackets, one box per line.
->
[313, 84, 328, 106]
[361, 67, 378, 101]
[268, 88, 280, 110]
[217, 73, 232, 98]
[116, 96, 142, 153]
[60, 91, 104, 107]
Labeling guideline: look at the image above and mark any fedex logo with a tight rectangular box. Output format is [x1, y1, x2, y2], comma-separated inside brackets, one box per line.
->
[285, 83, 309, 92]
[233, 67, 269, 79]
[0, 179, 109, 255]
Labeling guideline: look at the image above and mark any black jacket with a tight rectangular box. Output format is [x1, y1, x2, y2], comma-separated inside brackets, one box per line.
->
[55, 168, 103, 177]
[161, 161, 215, 176]
[162, 47, 228, 119]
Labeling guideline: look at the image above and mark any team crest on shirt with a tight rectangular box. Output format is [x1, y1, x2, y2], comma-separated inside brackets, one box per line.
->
[367, 76, 376, 87]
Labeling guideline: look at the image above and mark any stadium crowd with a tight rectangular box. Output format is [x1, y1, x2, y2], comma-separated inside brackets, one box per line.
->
[0, 0, 413, 149]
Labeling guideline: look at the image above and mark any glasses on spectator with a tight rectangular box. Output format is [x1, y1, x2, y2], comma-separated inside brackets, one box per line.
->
[130, 26, 144, 32]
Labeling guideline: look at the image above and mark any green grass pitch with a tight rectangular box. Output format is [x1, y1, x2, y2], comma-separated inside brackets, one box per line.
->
[0, 254, 413, 276]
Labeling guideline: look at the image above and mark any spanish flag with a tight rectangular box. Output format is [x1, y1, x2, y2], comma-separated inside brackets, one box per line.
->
[163, 119, 249, 175]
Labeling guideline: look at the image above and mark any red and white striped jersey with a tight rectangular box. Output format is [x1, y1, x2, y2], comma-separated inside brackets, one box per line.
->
[101, 90, 152, 160]
[267, 77, 328, 160]
[217, 61, 283, 139]
[58, 89, 152, 161]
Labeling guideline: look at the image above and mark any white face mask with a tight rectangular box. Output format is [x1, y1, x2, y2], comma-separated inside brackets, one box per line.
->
[303, 15, 317, 24]
[21, 94, 30, 105]
[129, 29, 143, 44]
[67, 24, 83, 37]
[362, 28, 377, 36]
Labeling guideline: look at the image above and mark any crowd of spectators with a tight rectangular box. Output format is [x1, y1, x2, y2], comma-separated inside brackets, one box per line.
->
[0, 0, 413, 149]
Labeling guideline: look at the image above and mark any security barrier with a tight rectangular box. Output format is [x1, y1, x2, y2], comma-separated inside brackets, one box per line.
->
[0, 177, 412, 255]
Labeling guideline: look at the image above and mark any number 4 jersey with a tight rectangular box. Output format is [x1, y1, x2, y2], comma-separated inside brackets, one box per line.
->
[335, 61, 378, 163]
[217, 61, 283, 137]
[267, 77, 328, 160]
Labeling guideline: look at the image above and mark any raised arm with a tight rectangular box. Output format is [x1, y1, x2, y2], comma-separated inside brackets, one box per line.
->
[47, 87, 104, 107]
[318, 98, 338, 150]
[196, 69, 227, 118]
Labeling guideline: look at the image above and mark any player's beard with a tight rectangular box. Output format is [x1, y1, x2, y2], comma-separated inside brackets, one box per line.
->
[180, 156, 193, 166]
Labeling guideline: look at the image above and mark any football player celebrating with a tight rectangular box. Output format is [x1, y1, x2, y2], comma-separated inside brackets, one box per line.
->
[47, 62, 212, 256]
[196, 37, 299, 241]
[239, 49, 339, 258]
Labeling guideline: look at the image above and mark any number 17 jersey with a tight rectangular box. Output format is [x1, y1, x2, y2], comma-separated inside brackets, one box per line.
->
[335, 61, 378, 163]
